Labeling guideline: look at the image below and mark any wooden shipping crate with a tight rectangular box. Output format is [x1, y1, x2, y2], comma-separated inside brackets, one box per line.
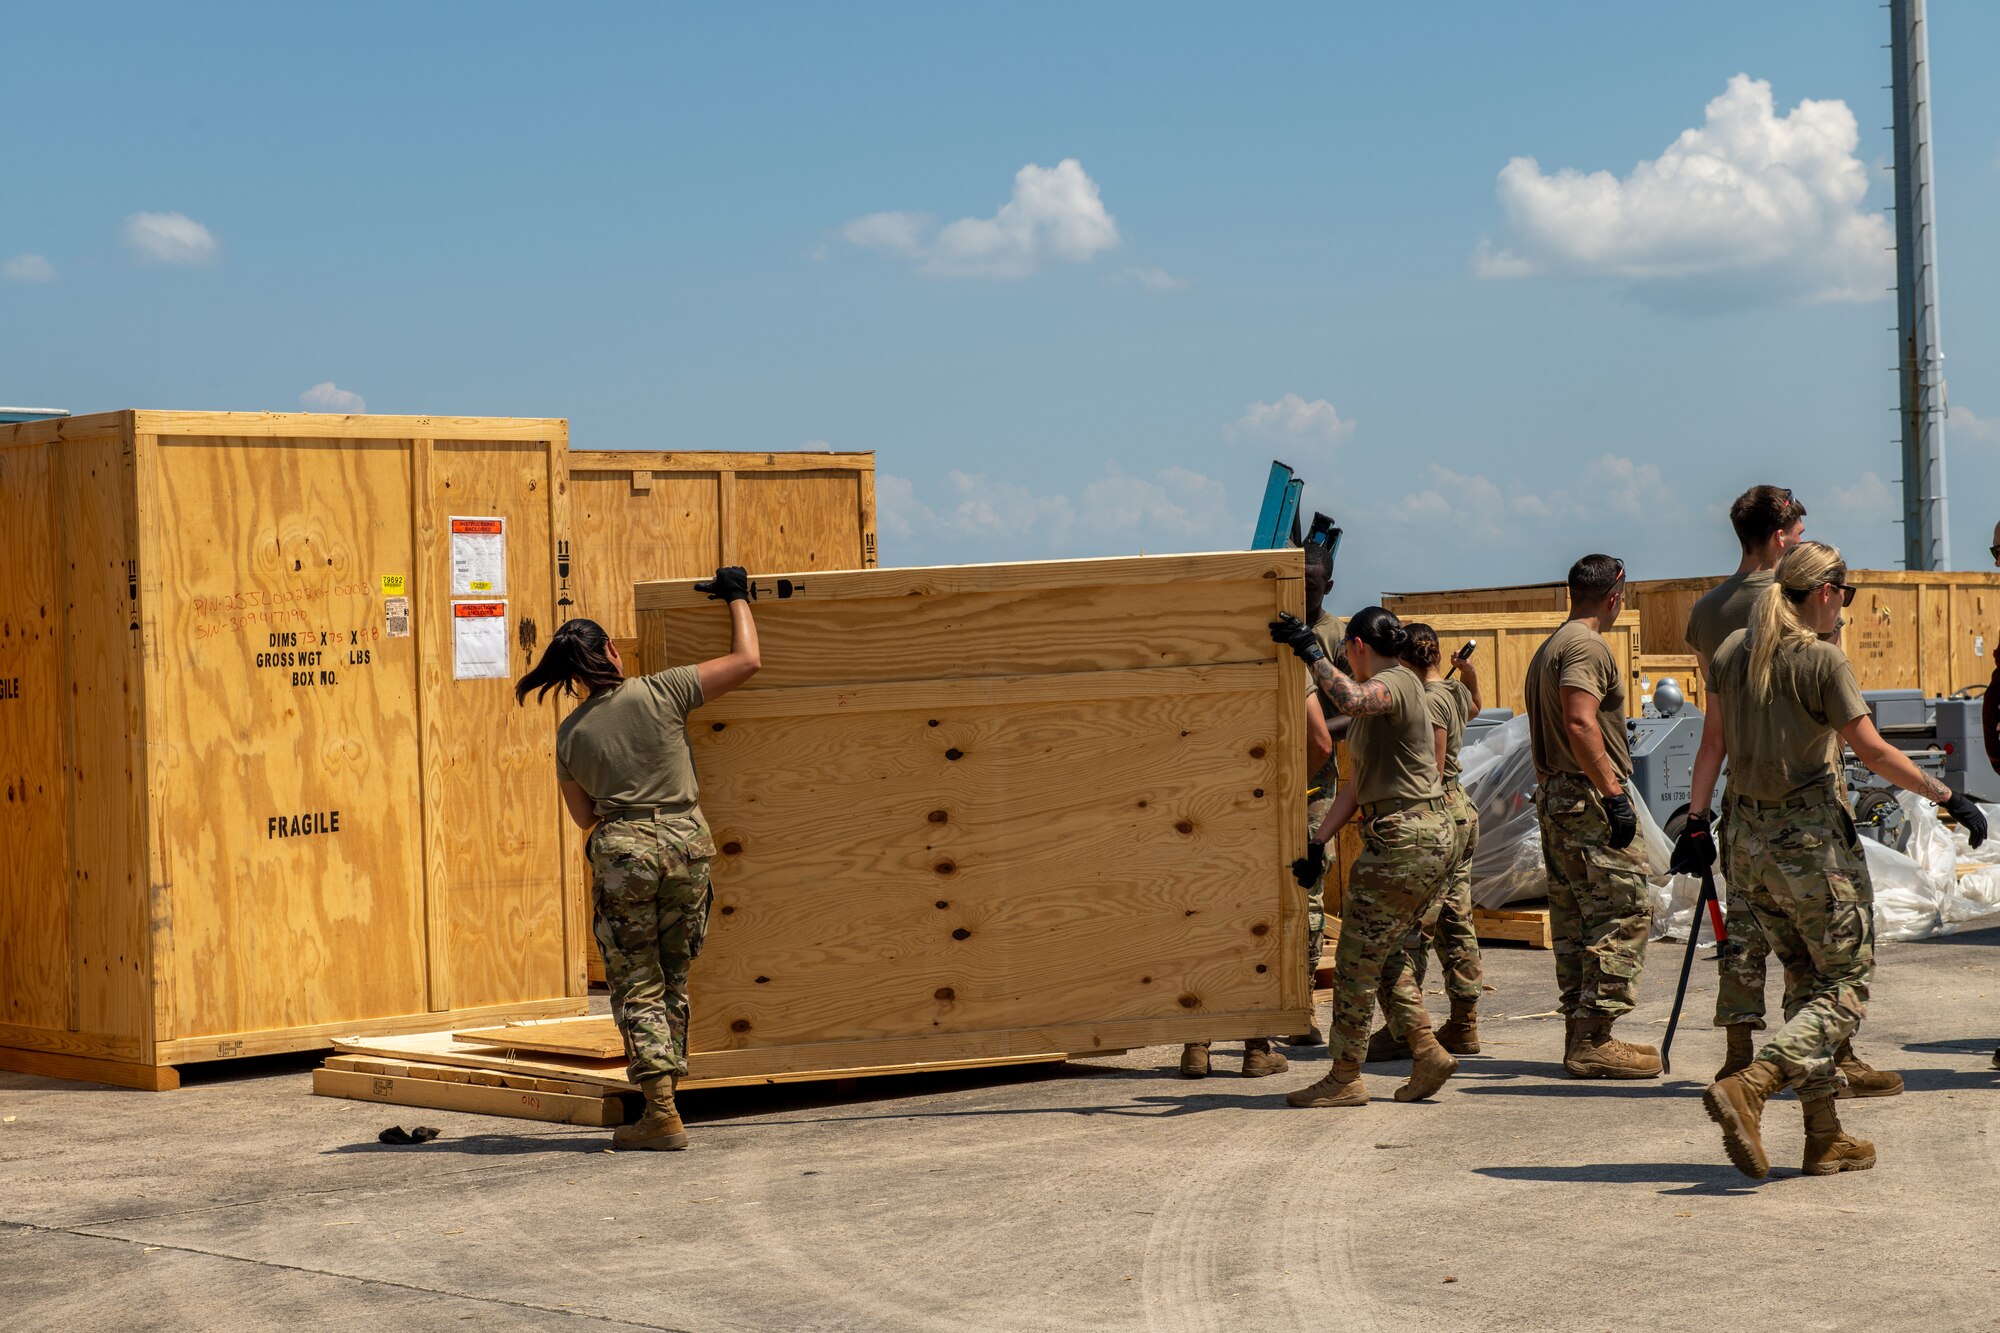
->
[566, 449, 877, 985]
[1397, 612, 1645, 718]
[567, 450, 877, 650]
[1387, 572, 2000, 697]
[631, 551, 1312, 1078]
[0, 411, 589, 1090]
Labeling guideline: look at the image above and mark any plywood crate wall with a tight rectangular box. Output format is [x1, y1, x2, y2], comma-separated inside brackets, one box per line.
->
[1403, 612, 1645, 718]
[566, 448, 876, 984]
[1390, 573, 2000, 698]
[631, 552, 1312, 1079]
[0, 411, 589, 1090]
[567, 450, 877, 654]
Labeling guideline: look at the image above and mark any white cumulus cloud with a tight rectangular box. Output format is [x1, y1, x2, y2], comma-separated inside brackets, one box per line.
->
[841, 159, 1120, 280]
[1952, 405, 2000, 448]
[1475, 74, 1891, 310]
[125, 211, 220, 265]
[300, 382, 366, 413]
[4, 253, 55, 282]
[1817, 470, 1898, 524]
[1387, 454, 1681, 542]
[1226, 394, 1356, 453]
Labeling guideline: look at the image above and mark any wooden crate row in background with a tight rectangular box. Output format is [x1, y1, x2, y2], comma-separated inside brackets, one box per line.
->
[1386, 572, 2000, 698]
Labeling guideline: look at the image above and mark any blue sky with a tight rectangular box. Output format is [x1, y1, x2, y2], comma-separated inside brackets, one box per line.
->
[6, 2, 2000, 605]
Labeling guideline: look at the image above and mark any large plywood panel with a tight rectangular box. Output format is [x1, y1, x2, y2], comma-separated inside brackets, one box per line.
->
[1948, 584, 1998, 696]
[0, 443, 74, 1031]
[55, 436, 148, 1039]
[634, 552, 1309, 1076]
[151, 437, 427, 1039]
[1411, 612, 1643, 718]
[730, 471, 865, 576]
[433, 441, 566, 1010]
[569, 470, 722, 639]
[1844, 584, 1921, 692]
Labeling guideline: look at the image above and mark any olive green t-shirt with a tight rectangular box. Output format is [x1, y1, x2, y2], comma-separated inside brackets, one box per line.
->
[1525, 619, 1632, 780]
[555, 665, 706, 820]
[1709, 629, 1868, 801]
[1685, 569, 1774, 665]
[1425, 677, 1477, 785]
[1349, 663, 1444, 808]
[1312, 611, 1347, 671]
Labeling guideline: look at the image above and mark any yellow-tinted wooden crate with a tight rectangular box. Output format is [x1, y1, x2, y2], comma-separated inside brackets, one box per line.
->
[567, 449, 876, 983]
[0, 411, 588, 1089]
[632, 552, 1312, 1078]
[567, 450, 877, 649]
[1387, 573, 2000, 697]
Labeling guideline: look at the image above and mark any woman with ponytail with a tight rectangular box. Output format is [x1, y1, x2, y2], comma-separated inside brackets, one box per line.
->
[516, 566, 762, 1151]
[1270, 605, 1459, 1108]
[1679, 541, 1988, 1180]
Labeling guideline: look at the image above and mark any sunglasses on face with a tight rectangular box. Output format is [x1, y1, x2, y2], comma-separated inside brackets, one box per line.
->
[1828, 581, 1857, 608]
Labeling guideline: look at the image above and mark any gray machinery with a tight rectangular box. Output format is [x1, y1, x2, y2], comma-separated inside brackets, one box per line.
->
[1849, 688, 1994, 849]
[1626, 676, 1709, 833]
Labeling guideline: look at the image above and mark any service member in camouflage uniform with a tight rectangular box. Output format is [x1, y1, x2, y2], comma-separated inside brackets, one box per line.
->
[1684, 488, 1899, 1097]
[516, 568, 762, 1151]
[1676, 541, 1987, 1178]
[1524, 555, 1659, 1078]
[1271, 607, 1458, 1107]
[1365, 623, 1485, 1061]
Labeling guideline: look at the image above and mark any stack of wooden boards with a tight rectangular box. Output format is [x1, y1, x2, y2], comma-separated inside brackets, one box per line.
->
[312, 1016, 1078, 1125]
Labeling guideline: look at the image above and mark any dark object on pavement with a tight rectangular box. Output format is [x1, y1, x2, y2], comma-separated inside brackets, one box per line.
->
[378, 1125, 442, 1145]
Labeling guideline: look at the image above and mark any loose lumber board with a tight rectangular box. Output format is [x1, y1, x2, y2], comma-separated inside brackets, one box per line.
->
[332, 1030, 1071, 1092]
[1472, 906, 1554, 949]
[632, 551, 1312, 1079]
[455, 1015, 624, 1059]
[0, 411, 587, 1087]
[312, 1066, 625, 1126]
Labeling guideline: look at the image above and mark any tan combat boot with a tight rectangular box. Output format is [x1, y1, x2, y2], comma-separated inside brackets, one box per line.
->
[1801, 1095, 1876, 1175]
[1437, 996, 1480, 1056]
[1179, 1042, 1211, 1079]
[1833, 1039, 1903, 1099]
[1365, 1025, 1411, 1063]
[1562, 1013, 1587, 1068]
[1241, 1038, 1289, 1078]
[1286, 1057, 1368, 1108]
[1703, 1058, 1787, 1179]
[1396, 1027, 1458, 1102]
[1564, 1016, 1662, 1079]
[612, 1074, 689, 1151]
[1714, 1023, 1755, 1081]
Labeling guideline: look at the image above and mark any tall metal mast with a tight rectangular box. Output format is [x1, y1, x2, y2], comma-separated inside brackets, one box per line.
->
[1891, 0, 1949, 569]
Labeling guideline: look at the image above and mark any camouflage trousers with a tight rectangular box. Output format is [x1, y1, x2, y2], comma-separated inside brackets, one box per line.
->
[1535, 772, 1652, 1019]
[1722, 795, 1874, 1101]
[589, 810, 716, 1082]
[1404, 784, 1484, 1003]
[1324, 803, 1455, 1065]
[1304, 754, 1340, 972]
[1715, 797, 1785, 1028]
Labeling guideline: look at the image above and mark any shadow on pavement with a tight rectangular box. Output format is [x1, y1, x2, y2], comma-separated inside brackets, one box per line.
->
[1475, 1162, 1767, 1195]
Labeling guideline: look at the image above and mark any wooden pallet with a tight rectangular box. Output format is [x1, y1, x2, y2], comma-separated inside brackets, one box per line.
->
[1473, 905, 1553, 949]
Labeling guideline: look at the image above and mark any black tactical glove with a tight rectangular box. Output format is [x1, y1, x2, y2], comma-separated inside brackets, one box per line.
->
[1602, 791, 1639, 850]
[694, 565, 751, 603]
[1669, 809, 1715, 875]
[1942, 790, 1989, 850]
[1269, 613, 1327, 665]
[1292, 841, 1327, 889]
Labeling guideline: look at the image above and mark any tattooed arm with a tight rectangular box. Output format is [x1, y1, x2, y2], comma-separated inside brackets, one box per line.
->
[1308, 657, 1396, 717]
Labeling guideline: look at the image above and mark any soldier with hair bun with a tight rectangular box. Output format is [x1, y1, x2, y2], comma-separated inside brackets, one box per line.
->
[1270, 605, 1459, 1108]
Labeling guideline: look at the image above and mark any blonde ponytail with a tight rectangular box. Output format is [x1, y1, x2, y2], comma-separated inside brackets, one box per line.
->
[1746, 541, 1846, 702]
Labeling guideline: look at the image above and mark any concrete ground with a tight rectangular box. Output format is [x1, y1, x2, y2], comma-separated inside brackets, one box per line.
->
[6, 928, 2000, 1333]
